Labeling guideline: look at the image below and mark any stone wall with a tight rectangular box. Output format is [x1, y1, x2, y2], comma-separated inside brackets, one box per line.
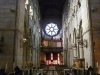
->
[90, 0, 100, 67]
[63, 0, 93, 68]
[0, 0, 16, 72]
[0, 0, 41, 72]
[15, 0, 25, 68]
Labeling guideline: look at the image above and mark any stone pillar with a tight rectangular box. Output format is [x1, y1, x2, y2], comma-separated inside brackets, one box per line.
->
[38, 50, 40, 67]
[35, 50, 38, 68]
[79, 45, 84, 59]
[37, 50, 40, 68]
[64, 50, 67, 65]
[32, 50, 36, 67]
[77, 44, 80, 59]
[73, 48, 77, 58]
[70, 49, 73, 67]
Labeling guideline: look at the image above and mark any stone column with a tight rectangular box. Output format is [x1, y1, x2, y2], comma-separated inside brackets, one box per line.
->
[35, 50, 38, 69]
[64, 50, 67, 65]
[79, 45, 84, 59]
[70, 49, 74, 67]
[32, 50, 36, 67]
[73, 47, 77, 58]
[37, 50, 40, 68]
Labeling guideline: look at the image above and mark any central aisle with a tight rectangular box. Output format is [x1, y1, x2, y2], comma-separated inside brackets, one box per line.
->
[47, 66, 58, 75]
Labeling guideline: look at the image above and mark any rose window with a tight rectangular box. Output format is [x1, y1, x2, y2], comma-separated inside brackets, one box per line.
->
[44, 23, 59, 36]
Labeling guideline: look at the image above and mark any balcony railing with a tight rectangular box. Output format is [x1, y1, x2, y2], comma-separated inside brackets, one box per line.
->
[41, 47, 63, 53]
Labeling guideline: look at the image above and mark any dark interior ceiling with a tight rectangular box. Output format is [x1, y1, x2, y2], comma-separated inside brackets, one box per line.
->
[38, 0, 66, 26]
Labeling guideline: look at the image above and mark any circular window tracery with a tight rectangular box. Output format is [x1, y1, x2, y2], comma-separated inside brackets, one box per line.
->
[44, 23, 60, 37]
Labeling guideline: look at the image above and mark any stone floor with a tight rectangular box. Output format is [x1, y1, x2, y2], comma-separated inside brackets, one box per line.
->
[47, 66, 58, 75]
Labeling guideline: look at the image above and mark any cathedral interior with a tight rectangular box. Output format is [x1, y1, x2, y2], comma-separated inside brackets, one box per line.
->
[0, 0, 100, 75]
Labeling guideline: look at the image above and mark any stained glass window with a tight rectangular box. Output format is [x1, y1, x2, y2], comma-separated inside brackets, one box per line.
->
[44, 23, 59, 36]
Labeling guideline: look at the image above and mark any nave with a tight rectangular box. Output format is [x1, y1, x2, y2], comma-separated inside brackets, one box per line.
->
[0, 0, 100, 75]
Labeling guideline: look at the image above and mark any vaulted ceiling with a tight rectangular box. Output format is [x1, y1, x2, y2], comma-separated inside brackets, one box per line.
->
[38, 0, 66, 26]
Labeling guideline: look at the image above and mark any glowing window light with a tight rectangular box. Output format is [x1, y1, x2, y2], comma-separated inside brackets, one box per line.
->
[45, 23, 59, 36]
